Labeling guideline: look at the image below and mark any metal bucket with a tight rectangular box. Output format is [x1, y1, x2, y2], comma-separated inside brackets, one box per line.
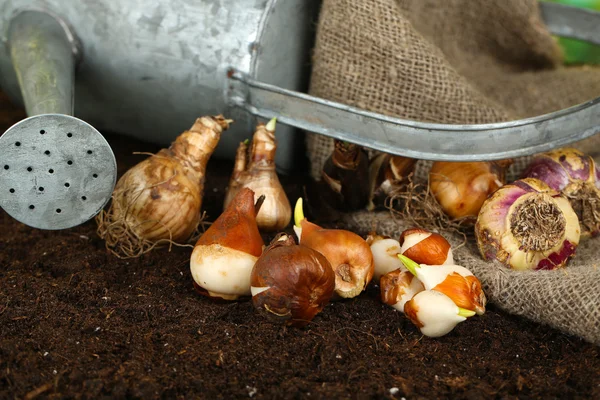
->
[0, 0, 320, 173]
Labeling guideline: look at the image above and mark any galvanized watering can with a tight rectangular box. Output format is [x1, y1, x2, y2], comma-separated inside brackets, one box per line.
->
[0, 0, 599, 230]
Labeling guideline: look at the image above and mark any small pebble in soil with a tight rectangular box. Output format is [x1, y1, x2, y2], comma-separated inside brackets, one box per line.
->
[43, 352, 48, 357]
[389, 387, 399, 395]
[246, 386, 257, 398]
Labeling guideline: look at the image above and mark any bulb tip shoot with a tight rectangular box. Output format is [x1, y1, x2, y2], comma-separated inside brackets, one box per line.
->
[294, 197, 305, 227]
[397, 253, 420, 276]
[457, 308, 476, 318]
[266, 117, 277, 132]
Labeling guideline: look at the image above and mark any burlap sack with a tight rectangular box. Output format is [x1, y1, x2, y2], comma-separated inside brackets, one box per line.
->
[307, 0, 600, 344]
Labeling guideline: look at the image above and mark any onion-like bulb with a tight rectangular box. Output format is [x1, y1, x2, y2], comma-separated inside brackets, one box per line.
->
[321, 140, 370, 211]
[223, 118, 291, 232]
[429, 160, 511, 221]
[96, 115, 230, 258]
[475, 178, 580, 271]
[521, 148, 600, 238]
[379, 269, 424, 312]
[366, 233, 405, 282]
[294, 198, 374, 299]
[398, 254, 486, 315]
[190, 188, 265, 300]
[250, 233, 335, 327]
[404, 290, 475, 338]
[367, 154, 416, 210]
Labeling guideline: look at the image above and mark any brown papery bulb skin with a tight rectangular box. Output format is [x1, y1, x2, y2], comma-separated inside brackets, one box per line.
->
[190, 188, 265, 300]
[429, 160, 511, 221]
[380, 269, 424, 312]
[368, 154, 417, 210]
[399, 228, 453, 265]
[250, 234, 335, 327]
[223, 120, 292, 232]
[97, 116, 230, 257]
[521, 148, 600, 238]
[432, 273, 486, 315]
[300, 219, 374, 299]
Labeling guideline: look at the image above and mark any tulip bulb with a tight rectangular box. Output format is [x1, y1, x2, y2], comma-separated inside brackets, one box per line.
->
[404, 290, 475, 338]
[190, 188, 265, 300]
[521, 148, 600, 238]
[294, 198, 374, 299]
[380, 269, 425, 312]
[366, 233, 406, 282]
[250, 233, 335, 327]
[399, 228, 454, 265]
[475, 178, 580, 271]
[398, 254, 486, 315]
[368, 154, 417, 210]
[96, 115, 230, 258]
[224, 118, 292, 232]
[321, 140, 370, 211]
[429, 160, 511, 221]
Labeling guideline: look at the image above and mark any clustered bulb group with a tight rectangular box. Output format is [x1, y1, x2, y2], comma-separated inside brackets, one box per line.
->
[191, 193, 374, 325]
[99, 111, 593, 339]
[371, 228, 485, 337]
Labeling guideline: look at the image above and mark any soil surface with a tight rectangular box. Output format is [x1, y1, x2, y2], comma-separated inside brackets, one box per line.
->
[1, 93, 600, 400]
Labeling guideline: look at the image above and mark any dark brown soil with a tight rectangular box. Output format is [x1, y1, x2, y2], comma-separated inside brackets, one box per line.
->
[1, 93, 599, 400]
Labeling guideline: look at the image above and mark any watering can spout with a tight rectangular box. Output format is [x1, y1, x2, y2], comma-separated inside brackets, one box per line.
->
[8, 9, 79, 116]
[0, 9, 117, 231]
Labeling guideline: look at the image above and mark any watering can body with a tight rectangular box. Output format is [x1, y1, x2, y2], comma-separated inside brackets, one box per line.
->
[1, 0, 600, 169]
[0, 0, 320, 173]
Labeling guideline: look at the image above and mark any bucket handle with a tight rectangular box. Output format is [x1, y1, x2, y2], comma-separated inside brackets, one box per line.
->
[227, 2, 600, 162]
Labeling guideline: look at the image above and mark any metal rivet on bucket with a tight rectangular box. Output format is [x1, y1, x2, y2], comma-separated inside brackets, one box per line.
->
[0, 10, 116, 230]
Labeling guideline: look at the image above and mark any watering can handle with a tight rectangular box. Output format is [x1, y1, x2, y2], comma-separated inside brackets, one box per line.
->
[228, 2, 600, 162]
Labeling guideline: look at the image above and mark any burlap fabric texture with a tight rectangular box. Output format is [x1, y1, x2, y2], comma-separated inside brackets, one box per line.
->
[306, 0, 600, 345]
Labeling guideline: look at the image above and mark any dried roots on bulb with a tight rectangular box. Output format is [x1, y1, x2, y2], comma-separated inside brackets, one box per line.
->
[475, 178, 580, 271]
[190, 188, 265, 301]
[320, 140, 370, 211]
[368, 154, 417, 211]
[294, 198, 374, 299]
[429, 160, 512, 223]
[96, 115, 231, 258]
[521, 147, 600, 238]
[223, 118, 292, 232]
[250, 233, 336, 327]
